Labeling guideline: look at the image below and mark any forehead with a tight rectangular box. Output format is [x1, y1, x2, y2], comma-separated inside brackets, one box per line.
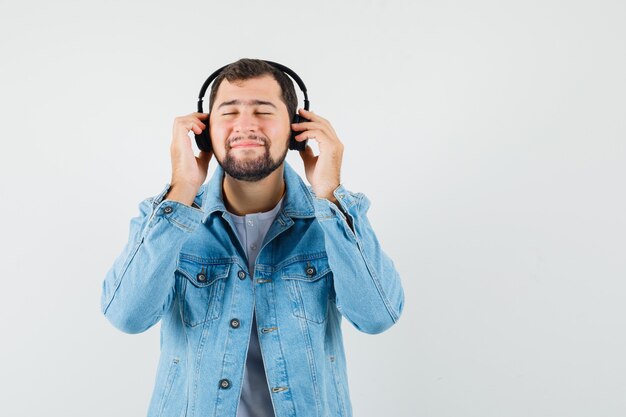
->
[214, 75, 282, 103]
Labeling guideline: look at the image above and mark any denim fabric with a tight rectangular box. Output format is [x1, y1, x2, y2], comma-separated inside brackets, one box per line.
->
[100, 161, 405, 417]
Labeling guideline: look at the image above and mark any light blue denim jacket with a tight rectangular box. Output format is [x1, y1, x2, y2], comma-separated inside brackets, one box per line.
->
[100, 161, 405, 417]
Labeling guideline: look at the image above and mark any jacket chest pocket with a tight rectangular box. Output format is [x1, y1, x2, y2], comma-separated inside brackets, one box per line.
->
[177, 256, 232, 327]
[281, 255, 332, 324]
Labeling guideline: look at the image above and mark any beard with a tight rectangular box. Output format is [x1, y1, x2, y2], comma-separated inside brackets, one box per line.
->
[215, 134, 289, 182]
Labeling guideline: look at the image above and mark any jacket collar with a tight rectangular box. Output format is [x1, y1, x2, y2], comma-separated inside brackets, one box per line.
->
[200, 160, 316, 222]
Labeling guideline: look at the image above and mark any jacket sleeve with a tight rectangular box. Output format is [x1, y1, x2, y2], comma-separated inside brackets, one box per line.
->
[100, 183, 204, 334]
[311, 184, 405, 335]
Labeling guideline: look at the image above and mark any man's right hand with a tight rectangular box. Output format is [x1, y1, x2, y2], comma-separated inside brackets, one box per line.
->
[165, 113, 212, 206]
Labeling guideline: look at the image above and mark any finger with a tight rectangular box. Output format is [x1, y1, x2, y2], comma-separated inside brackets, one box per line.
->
[298, 108, 328, 124]
[299, 144, 318, 165]
[291, 121, 323, 131]
[178, 114, 207, 128]
[294, 129, 326, 142]
[191, 118, 207, 128]
[175, 118, 205, 133]
[299, 143, 312, 156]
[189, 122, 206, 134]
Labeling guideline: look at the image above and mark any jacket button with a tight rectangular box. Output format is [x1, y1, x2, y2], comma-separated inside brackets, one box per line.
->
[305, 266, 316, 276]
[219, 378, 231, 389]
[230, 318, 240, 328]
[196, 273, 207, 283]
[163, 206, 173, 214]
[237, 270, 246, 280]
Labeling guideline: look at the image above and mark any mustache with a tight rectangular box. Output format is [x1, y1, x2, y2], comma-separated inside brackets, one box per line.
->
[227, 134, 268, 149]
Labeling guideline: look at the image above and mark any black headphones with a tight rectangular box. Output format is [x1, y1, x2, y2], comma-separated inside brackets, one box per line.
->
[194, 60, 310, 153]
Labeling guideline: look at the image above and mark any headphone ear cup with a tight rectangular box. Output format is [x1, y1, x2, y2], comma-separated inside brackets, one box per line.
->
[289, 114, 308, 151]
[194, 116, 212, 152]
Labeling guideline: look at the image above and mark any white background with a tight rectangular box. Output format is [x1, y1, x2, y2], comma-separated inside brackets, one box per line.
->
[1, 1, 625, 416]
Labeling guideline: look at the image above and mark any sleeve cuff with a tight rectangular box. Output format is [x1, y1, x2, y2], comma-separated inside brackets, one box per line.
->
[312, 184, 360, 222]
[148, 183, 204, 232]
[332, 184, 360, 214]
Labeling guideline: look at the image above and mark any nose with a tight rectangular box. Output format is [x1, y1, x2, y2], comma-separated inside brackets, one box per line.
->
[233, 111, 259, 133]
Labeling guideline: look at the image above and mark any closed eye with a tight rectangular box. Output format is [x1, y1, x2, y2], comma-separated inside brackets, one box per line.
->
[221, 112, 272, 115]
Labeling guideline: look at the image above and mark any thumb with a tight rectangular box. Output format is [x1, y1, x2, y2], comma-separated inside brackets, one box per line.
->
[299, 144, 317, 165]
[197, 150, 212, 171]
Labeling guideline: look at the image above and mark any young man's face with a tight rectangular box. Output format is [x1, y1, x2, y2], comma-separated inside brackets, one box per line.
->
[209, 75, 292, 182]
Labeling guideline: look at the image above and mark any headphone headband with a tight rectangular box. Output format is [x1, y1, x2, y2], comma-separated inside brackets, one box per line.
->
[196, 60, 309, 113]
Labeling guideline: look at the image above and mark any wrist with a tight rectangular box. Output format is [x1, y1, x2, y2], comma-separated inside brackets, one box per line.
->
[323, 195, 339, 205]
[165, 183, 198, 207]
[313, 183, 340, 203]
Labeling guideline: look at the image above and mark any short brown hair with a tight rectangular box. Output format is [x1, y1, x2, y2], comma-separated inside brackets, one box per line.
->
[208, 58, 298, 118]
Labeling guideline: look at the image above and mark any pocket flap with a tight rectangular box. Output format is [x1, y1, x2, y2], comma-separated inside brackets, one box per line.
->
[177, 255, 232, 288]
[281, 254, 331, 282]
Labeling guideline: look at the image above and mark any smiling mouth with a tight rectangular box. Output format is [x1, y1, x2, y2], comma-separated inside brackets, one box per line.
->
[230, 139, 265, 150]
[232, 143, 263, 148]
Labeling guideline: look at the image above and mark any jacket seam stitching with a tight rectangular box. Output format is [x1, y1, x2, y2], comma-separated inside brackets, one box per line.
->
[102, 237, 144, 316]
[353, 195, 400, 324]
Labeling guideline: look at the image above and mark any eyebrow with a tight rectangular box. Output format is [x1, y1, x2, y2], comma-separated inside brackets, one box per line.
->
[217, 99, 277, 109]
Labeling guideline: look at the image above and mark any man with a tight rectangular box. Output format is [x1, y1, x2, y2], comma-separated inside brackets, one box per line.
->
[101, 58, 405, 417]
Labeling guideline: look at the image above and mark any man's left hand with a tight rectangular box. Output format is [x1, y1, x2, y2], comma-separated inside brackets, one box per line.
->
[292, 108, 344, 204]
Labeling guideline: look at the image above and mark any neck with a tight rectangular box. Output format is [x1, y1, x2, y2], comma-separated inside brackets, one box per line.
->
[222, 165, 286, 216]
